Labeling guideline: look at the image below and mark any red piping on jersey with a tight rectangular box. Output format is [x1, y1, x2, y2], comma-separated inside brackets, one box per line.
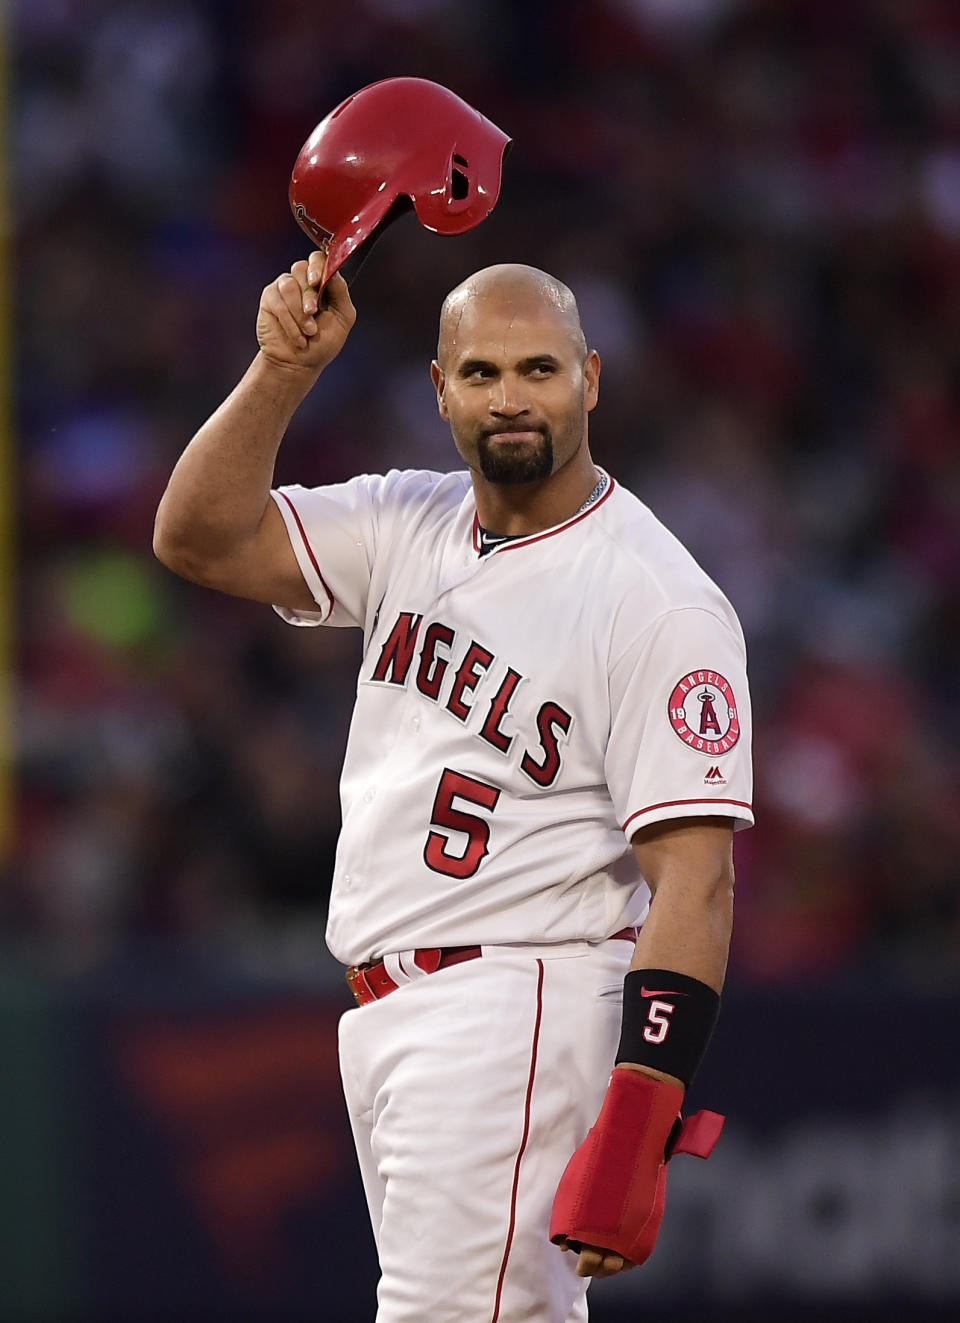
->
[491, 958, 544, 1323]
[472, 474, 617, 554]
[622, 798, 753, 834]
[275, 489, 335, 611]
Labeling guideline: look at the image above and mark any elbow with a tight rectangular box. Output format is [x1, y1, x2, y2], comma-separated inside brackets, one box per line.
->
[152, 510, 185, 575]
[152, 493, 176, 566]
[152, 516, 243, 595]
[152, 519, 174, 570]
[152, 511, 207, 584]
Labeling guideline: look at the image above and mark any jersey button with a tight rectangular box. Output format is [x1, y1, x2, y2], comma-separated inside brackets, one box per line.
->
[363, 788, 376, 803]
[342, 874, 352, 889]
[411, 716, 421, 732]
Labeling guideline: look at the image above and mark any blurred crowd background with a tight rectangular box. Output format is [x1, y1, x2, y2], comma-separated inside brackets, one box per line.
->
[10, 0, 960, 987]
[6, 3, 960, 1321]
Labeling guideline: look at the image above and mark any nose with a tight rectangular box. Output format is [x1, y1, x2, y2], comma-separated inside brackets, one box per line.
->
[489, 372, 530, 418]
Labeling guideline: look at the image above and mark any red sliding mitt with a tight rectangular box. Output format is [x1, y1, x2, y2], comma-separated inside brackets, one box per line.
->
[549, 1068, 724, 1266]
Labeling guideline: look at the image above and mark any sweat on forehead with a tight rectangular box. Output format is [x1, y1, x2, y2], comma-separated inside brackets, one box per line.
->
[437, 264, 586, 365]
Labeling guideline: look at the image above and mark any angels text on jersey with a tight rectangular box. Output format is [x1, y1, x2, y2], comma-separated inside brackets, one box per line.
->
[368, 608, 571, 788]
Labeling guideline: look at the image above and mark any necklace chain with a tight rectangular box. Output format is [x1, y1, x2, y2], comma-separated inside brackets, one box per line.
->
[478, 470, 609, 555]
[576, 470, 608, 514]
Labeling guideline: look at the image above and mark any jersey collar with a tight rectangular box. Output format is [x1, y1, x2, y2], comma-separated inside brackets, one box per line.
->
[470, 469, 616, 556]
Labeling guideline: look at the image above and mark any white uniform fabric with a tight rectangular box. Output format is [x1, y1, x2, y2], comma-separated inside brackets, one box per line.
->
[338, 936, 633, 1323]
[270, 466, 754, 1323]
[270, 468, 753, 967]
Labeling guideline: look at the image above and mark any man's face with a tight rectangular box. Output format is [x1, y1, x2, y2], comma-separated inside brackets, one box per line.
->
[430, 295, 600, 485]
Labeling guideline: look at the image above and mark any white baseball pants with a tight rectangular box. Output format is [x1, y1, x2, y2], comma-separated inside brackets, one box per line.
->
[338, 936, 632, 1322]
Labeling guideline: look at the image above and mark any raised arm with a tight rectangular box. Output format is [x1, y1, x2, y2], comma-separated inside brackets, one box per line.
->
[153, 249, 356, 609]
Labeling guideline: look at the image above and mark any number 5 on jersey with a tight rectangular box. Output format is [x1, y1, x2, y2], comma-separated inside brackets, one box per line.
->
[424, 768, 501, 879]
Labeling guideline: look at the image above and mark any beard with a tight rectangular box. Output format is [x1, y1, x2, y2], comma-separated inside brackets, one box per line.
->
[475, 429, 554, 484]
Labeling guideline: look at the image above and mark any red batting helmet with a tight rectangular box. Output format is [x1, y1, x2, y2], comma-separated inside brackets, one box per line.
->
[289, 77, 511, 287]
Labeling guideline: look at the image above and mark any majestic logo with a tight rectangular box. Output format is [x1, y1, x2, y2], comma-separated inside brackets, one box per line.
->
[704, 765, 726, 785]
[668, 670, 741, 756]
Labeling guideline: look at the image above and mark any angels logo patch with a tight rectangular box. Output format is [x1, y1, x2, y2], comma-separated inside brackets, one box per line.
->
[668, 670, 741, 756]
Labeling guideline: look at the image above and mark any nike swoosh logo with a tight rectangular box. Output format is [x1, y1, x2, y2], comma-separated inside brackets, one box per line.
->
[640, 987, 691, 999]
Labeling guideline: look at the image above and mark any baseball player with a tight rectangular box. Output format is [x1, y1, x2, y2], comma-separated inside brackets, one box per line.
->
[154, 250, 753, 1321]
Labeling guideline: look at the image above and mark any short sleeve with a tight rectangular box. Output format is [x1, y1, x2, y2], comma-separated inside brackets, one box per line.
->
[605, 606, 754, 840]
[269, 474, 385, 629]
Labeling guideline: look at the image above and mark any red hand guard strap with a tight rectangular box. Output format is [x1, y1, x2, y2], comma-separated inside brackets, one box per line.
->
[549, 1069, 723, 1266]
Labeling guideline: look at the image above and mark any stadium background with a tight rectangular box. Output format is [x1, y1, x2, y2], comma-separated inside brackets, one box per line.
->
[5, 0, 960, 1320]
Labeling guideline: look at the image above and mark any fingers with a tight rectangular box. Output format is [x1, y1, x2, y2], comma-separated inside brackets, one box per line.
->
[257, 249, 356, 365]
[264, 249, 327, 347]
[322, 270, 356, 324]
[282, 273, 319, 336]
[296, 247, 330, 300]
[306, 248, 327, 289]
[291, 250, 327, 290]
[290, 251, 359, 326]
[289, 259, 319, 319]
[300, 249, 356, 318]
[262, 277, 309, 349]
[563, 1241, 633, 1279]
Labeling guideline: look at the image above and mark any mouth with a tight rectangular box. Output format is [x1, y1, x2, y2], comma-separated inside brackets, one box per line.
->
[484, 430, 544, 443]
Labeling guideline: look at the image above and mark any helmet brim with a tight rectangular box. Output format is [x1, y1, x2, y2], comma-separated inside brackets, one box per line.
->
[290, 186, 399, 290]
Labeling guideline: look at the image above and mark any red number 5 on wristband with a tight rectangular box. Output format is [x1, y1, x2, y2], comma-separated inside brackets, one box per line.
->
[643, 1000, 676, 1044]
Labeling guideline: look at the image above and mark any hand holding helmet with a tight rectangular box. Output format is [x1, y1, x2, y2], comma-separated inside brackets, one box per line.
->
[256, 77, 510, 378]
[256, 248, 357, 377]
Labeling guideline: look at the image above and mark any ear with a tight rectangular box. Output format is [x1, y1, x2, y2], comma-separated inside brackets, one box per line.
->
[584, 350, 601, 413]
[430, 360, 449, 419]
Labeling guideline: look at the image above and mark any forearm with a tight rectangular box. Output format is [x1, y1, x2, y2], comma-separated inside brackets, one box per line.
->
[628, 867, 733, 993]
[619, 857, 734, 1089]
[154, 353, 318, 568]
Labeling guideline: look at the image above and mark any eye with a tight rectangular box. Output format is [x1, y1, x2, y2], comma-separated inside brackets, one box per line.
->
[532, 363, 556, 375]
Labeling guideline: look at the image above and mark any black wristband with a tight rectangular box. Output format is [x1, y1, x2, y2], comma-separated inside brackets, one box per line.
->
[615, 968, 721, 1087]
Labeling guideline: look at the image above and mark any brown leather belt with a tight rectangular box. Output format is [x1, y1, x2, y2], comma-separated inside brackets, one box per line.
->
[346, 926, 640, 1007]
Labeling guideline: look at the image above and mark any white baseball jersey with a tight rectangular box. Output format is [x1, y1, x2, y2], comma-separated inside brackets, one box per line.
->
[270, 467, 753, 967]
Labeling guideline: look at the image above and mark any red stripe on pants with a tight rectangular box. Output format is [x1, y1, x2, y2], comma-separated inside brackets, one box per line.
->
[491, 958, 545, 1322]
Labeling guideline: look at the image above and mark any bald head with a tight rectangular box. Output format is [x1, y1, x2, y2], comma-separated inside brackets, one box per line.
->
[436, 264, 587, 368]
[429, 263, 602, 487]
